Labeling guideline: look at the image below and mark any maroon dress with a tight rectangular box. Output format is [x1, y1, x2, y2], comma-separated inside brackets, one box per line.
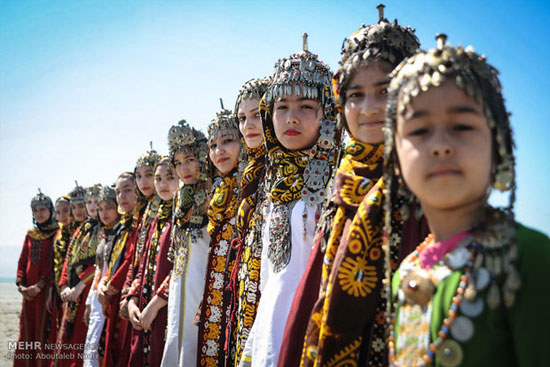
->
[127, 201, 173, 367]
[15, 226, 56, 367]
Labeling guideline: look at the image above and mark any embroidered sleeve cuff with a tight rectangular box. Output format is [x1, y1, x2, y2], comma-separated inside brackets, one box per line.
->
[155, 274, 171, 301]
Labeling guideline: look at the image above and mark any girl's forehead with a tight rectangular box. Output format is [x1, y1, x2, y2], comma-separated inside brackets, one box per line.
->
[155, 164, 174, 174]
[209, 129, 238, 143]
[99, 199, 117, 207]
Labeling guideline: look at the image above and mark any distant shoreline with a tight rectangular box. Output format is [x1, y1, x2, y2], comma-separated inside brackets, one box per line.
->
[0, 277, 15, 283]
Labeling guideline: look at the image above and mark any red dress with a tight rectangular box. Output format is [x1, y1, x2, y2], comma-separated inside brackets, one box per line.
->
[101, 211, 140, 367]
[15, 226, 56, 367]
[55, 218, 99, 367]
[127, 201, 173, 367]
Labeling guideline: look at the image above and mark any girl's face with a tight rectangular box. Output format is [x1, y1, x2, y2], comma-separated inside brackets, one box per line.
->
[344, 62, 390, 144]
[98, 200, 118, 227]
[33, 206, 51, 225]
[154, 164, 179, 201]
[238, 98, 264, 149]
[55, 202, 71, 226]
[135, 165, 155, 198]
[209, 132, 240, 175]
[395, 80, 492, 213]
[273, 92, 323, 151]
[116, 177, 138, 214]
[173, 151, 200, 185]
[86, 195, 99, 218]
[71, 202, 87, 222]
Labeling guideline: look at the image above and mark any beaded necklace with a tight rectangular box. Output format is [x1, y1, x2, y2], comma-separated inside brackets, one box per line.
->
[388, 234, 480, 367]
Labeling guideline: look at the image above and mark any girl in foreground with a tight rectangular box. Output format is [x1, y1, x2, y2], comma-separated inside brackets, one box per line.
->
[386, 34, 550, 367]
[161, 120, 211, 366]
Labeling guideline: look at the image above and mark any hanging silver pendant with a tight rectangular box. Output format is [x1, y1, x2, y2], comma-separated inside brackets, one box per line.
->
[267, 203, 292, 273]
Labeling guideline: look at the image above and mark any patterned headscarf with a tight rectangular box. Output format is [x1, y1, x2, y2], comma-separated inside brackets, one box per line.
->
[198, 108, 243, 367]
[298, 6, 423, 367]
[166, 119, 211, 277]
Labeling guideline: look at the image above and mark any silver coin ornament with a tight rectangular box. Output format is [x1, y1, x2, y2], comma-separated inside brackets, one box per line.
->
[474, 267, 491, 290]
[460, 297, 485, 317]
[450, 315, 475, 342]
[446, 247, 470, 269]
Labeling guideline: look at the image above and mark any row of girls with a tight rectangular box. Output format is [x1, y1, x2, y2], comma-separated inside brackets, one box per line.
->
[15, 4, 549, 367]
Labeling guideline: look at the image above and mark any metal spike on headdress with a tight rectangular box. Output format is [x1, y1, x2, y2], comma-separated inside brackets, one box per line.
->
[220, 98, 225, 110]
[303, 32, 309, 52]
[436, 33, 447, 50]
[377, 3, 385, 21]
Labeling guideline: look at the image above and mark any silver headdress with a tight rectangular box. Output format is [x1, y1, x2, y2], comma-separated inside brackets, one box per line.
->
[266, 33, 334, 116]
[333, 4, 420, 113]
[207, 106, 239, 142]
[86, 183, 102, 199]
[168, 119, 209, 184]
[135, 142, 161, 170]
[386, 33, 514, 195]
[98, 185, 117, 204]
[31, 188, 53, 210]
[234, 77, 272, 117]
[69, 181, 86, 205]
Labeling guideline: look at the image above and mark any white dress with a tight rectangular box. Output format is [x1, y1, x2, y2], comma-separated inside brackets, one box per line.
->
[240, 199, 318, 367]
[161, 225, 210, 367]
[83, 269, 105, 367]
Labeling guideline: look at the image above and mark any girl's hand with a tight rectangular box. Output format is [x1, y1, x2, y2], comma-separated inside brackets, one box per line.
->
[60, 286, 69, 302]
[127, 298, 142, 330]
[140, 295, 167, 331]
[119, 298, 130, 321]
[26, 285, 41, 299]
[69, 282, 86, 302]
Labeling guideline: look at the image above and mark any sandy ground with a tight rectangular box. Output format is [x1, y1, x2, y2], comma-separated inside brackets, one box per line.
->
[0, 283, 21, 367]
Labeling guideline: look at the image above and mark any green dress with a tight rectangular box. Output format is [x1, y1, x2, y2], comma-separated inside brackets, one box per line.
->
[392, 223, 550, 367]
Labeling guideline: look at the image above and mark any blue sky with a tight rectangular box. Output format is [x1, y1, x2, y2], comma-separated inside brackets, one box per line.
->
[1, 0, 549, 278]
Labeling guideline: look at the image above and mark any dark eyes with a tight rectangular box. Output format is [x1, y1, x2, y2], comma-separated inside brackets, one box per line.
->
[223, 138, 235, 144]
[238, 116, 246, 123]
[409, 128, 429, 136]
[348, 91, 363, 99]
[453, 123, 474, 131]
[379, 88, 388, 96]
